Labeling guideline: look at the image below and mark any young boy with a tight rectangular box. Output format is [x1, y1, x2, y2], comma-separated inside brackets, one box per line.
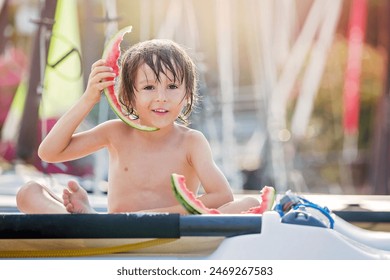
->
[16, 39, 266, 215]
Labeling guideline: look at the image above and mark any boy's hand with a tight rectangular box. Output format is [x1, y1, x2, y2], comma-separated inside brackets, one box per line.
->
[84, 59, 116, 104]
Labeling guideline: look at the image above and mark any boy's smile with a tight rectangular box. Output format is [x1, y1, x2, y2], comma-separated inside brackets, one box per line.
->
[152, 108, 169, 115]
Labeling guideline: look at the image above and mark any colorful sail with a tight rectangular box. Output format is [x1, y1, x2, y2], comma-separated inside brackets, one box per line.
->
[40, 0, 83, 119]
[343, 0, 367, 135]
[3, 0, 82, 138]
[1, 0, 84, 174]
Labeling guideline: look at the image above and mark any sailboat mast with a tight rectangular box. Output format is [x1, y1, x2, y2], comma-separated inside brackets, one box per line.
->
[16, 0, 57, 163]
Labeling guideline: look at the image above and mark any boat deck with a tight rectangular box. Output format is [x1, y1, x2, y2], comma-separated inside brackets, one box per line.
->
[1, 168, 390, 231]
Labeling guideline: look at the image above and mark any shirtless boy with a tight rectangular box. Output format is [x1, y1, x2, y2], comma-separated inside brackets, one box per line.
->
[16, 39, 266, 215]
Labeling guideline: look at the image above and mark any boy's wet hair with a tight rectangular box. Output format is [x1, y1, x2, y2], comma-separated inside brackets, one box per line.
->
[117, 39, 198, 125]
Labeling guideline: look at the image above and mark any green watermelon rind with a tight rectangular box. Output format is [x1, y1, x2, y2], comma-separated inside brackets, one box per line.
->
[242, 186, 276, 214]
[262, 186, 276, 211]
[171, 173, 277, 215]
[172, 181, 202, 214]
[102, 25, 158, 132]
[171, 174, 209, 215]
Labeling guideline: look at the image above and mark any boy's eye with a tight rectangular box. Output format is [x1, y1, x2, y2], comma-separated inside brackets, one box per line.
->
[168, 84, 178, 89]
[143, 85, 154, 90]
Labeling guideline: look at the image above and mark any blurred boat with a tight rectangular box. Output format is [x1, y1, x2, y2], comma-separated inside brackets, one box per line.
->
[0, 177, 389, 259]
[0, 210, 389, 259]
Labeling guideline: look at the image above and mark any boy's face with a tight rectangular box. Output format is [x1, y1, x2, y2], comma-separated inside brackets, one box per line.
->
[133, 63, 188, 129]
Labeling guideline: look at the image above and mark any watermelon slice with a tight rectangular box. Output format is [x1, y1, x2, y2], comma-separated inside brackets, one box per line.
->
[102, 26, 158, 132]
[171, 173, 221, 214]
[171, 173, 276, 215]
[240, 186, 276, 214]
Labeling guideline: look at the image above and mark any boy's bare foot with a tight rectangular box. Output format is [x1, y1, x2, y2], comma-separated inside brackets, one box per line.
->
[62, 180, 96, 213]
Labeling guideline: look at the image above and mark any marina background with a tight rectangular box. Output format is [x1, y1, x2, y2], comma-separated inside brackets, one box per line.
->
[0, 0, 389, 197]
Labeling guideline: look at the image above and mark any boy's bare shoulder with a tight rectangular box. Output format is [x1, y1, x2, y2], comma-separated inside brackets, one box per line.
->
[98, 119, 130, 130]
[93, 119, 133, 139]
[176, 124, 207, 144]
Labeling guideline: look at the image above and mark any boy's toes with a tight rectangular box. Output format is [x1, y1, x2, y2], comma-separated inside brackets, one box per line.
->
[65, 203, 74, 213]
[67, 180, 80, 192]
[63, 188, 70, 196]
[62, 190, 70, 202]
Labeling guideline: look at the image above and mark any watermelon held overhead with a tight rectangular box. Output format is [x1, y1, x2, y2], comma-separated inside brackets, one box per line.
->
[102, 25, 158, 132]
[171, 173, 221, 215]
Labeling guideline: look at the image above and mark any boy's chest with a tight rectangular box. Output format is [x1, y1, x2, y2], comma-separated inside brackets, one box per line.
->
[111, 140, 190, 177]
[109, 146, 193, 201]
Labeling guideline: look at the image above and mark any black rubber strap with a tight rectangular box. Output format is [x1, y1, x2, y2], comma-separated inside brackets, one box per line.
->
[0, 214, 262, 239]
[0, 213, 180, 239]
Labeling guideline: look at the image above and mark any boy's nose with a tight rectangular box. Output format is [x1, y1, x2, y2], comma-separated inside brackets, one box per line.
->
[156, 88, 167, 102]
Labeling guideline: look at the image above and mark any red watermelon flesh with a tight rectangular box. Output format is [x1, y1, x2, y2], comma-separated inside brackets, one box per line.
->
[171, 173, 221, 214]
[102, 26, 158, 132]
[171, 173, 276, 215]
[241, 186, 276, 214]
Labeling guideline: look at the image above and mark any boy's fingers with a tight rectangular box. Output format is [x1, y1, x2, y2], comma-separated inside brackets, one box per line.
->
[93, 72, 115, 83]
[100, 80, 115, 90]
[91, 65, 113, 74]
[93, 80, 115, 92]
[91, 59, 105, 69]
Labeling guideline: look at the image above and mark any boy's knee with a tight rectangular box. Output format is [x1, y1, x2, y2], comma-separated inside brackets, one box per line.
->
[16, 181, 43, 209]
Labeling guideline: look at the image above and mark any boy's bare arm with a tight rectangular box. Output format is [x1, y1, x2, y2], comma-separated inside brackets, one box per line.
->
[187, 130, 234, 208]
[38, 95, 97, 162]
[38, 60, 115, 162]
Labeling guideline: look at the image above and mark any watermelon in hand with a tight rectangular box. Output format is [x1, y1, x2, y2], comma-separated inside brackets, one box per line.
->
[102, 26, 158, 132]
[171, 173, 276, 215]
[171, 173, 221, 214]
